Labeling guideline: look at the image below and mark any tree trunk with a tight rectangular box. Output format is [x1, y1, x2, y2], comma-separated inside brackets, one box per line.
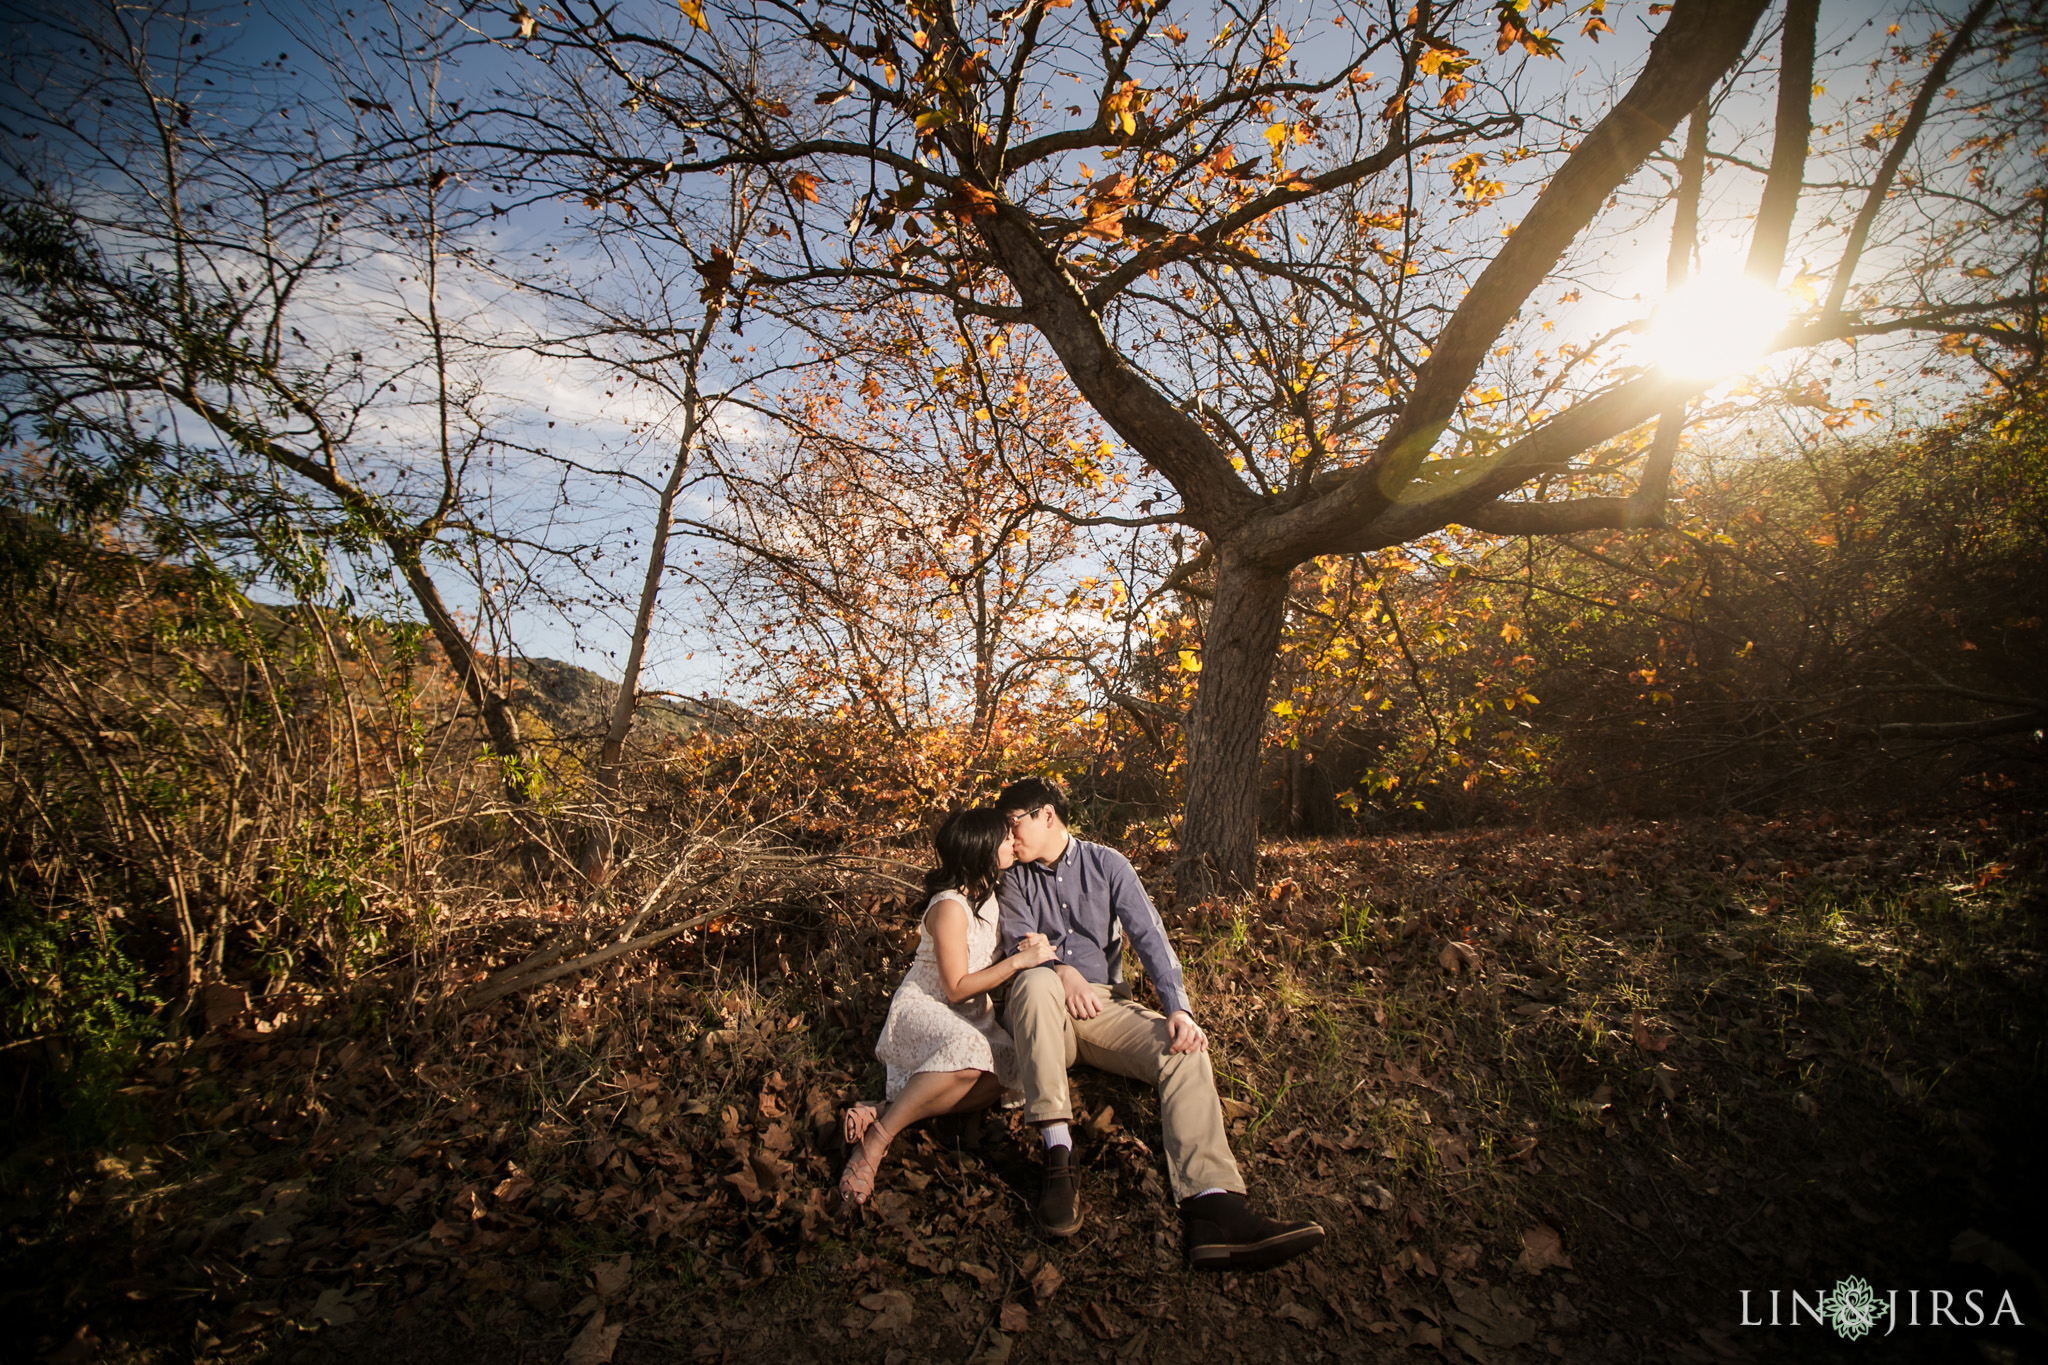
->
[577, 299, 723, 884]
[1175, 556, 1292, 902]
[576, 434, 691, 886]
[395, 553, 525, 767]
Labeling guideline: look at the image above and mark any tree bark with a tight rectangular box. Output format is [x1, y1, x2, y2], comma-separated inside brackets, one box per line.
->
[1747, 0, 1819, 284]
[1175, 555, 1293, 901]
[578, 299, 722, 884]
[394, 551, 525, 765]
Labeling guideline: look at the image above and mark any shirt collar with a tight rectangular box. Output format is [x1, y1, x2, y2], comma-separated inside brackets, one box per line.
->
[1030, 831, 1076, 873]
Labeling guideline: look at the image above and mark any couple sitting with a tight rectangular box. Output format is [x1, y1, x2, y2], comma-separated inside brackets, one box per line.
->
[839, 777, 1324, 1272]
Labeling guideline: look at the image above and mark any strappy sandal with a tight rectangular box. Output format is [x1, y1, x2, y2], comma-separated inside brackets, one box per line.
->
[838, 1124, 892, 1209]
[842, 1099, 883, 1146]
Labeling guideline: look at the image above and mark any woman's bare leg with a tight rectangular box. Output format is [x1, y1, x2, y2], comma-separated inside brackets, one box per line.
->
[872, 1069, 983, 1140]
[945, 1071, 1006, 1115]
[840, 1069, 990, 1204]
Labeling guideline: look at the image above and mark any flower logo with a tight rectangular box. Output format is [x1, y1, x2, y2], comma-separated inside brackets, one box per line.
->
[1826, 1275, 1882, 1341]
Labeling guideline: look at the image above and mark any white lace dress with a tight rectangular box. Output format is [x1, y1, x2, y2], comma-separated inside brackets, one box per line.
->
[873, 891, 1022, 1102]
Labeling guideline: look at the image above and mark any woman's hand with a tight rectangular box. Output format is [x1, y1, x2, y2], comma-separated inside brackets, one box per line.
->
[1013, 932, 1056, 969]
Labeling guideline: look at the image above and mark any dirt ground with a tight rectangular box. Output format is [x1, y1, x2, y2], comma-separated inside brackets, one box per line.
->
[6, 811, 2046, 1365]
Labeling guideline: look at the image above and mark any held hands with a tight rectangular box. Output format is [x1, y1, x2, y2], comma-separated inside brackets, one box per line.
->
[1055, 963, 1101, 1019]
[1012, 932, 1056, 970]
[1167, 1011, 1208, 1055]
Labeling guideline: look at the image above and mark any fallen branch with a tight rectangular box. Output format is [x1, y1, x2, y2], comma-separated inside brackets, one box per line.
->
[456, 905, 728, 1014]
[1847, 711, 2048, 743]
[494, 849, 704, 985]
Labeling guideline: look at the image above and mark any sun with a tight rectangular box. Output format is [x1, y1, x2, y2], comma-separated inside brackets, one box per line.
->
[1642, 275, 1787, 381]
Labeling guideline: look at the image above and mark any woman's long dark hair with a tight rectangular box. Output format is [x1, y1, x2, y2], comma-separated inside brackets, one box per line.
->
[921, 806, 1009, 914]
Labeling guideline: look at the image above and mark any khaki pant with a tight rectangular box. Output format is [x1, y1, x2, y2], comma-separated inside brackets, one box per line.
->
[1004, 970, 1243, 1201]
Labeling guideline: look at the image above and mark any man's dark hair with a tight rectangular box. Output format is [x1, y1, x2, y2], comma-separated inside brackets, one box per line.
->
[994, 776, 1069, 825]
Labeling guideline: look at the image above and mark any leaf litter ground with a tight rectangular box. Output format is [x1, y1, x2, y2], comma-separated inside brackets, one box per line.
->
[7, 811, 2045, 1365]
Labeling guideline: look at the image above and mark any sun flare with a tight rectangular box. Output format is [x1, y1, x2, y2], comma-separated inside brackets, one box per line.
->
[1642, 275, 1787, 381]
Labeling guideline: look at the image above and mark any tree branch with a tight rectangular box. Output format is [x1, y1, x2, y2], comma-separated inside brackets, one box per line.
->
[1823, 0, 1995, 315]
[1255, 0, 1771, 562]
[1745, 0, 1818, 283]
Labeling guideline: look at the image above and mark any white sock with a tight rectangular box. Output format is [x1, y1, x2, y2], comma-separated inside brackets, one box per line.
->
[1041, 1122, 1072, 1150]
[1191, 1186, 1230, 1200]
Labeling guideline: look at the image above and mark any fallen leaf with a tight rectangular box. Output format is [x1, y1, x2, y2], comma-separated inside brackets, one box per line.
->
[1395, 1245, 1437, 1277]
[1427, 1128, 1469, 1169]
[1439, 941, 1478, 973]
[957, 1262, 999, 1289]
[1218, 1097, 1256, 1120]
[1446, 1279, 1537, 1347]
[722, 1164, 761, 1201]
[975, 1329, 1014, 1364]
[1273, 1301, 1324, 1330]
[223, 1301, 279, 1336]
[592, 1254, 632, 1300]
[45, 1325, 100, 1365]
[563, 1306, 623, 1365]
[239, 1209, 303, 1253]
[1359, 1180, 1396, 1211]
[302, 1287, 356, 1328]
[1082, 1301, 1120, 1339]
[1030, 1262, 1064, 1301]
[373, 1167, 417, 1206]
[748, 1148, 788, 1194]
[861, 1288, 913, 1332]
[1517, 1225, 1572, 1274]
[1631, 1011, 1671, 1052]
[1081, 1106, 1117, 1139]
[999, 1303, 1031, 1332]
[1442, 1243, 1481, 1272]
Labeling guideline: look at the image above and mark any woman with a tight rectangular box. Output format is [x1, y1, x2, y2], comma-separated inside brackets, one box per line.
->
[839, 806, 1055, 1206]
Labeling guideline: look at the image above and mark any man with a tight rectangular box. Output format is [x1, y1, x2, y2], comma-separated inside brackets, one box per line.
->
[994, 776, 1325, 1271]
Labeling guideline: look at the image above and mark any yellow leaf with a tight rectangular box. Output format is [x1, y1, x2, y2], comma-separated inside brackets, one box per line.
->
[1177, 650, 1202, 674]
[1272, 700, 1295, 717]
[678, 0, 709, 30]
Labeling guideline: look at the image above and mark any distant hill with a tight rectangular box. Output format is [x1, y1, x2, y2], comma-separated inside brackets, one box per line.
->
[508, 655, 747, 749]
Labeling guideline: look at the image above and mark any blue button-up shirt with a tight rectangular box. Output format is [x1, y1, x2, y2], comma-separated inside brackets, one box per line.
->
[997, 837, 1191, 1020]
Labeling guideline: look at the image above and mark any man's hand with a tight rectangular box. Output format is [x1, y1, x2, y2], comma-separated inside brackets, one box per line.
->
[1013, 932, 1056, 969]
[1167, 1010, 1207, 1055]
[1055, 963, 1100, 1019]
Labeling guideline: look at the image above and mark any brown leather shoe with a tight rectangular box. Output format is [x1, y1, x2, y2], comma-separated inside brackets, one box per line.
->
[1182, 1191, 1324, 1270]
[1037, 1144, 1082, 1238]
